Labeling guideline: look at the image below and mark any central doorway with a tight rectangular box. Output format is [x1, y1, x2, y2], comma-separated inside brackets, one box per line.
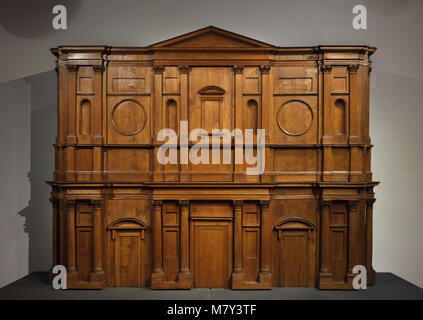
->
[191, 220, 232, 288]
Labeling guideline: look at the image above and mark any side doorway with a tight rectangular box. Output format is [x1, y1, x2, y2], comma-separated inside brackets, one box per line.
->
[274, 218, 316, 287]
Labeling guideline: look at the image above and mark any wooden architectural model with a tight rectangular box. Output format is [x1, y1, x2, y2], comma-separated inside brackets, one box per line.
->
[49, 26, 377, 289]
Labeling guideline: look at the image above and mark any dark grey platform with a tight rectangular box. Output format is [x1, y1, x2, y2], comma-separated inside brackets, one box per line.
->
[0, 272, 422, 300]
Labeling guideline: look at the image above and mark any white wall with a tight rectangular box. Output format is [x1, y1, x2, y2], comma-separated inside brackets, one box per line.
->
[0, 0, 422, 288]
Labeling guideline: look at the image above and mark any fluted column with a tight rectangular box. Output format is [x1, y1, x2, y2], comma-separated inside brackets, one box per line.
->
[233, 200, 243, 273]
[152, 200, 163, 273]
[260, 200, 271, 274]
[179, 200, 190, 273]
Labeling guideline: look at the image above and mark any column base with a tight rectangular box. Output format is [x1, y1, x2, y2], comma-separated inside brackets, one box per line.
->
[67, 280, 106, 289]
[67, 270, 78, 282]
[231, 271, 272, 290]
[151, 271, 193, 289]
[90, 270, 105, 283]
[177, 271, 193, 289]
[318, 273, 358, 290]
[367, 266, 376, 286]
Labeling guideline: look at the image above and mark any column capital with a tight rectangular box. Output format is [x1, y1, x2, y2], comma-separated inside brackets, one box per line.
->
[233, 65, 244, 74]
[259, 65, 271, 74]
[153, 65, 164, 74]
[93, 64, 105, 72]
[178, 65, 191, 74]
[319, 199, 332, 207]
[66, 64, 79, 72]
[233, 200, 244, 207]
[321, 64, 332, 73]
[178, 200, 190, 207]
[366, 198, 376, 206]
[66, 199, 77, 207]
[348, 64, 360, 73]
[348, 200, 360, 209]
[259, 200, 270, 209]
[90, 199, 103, 208]
[152, 200, 162, 206]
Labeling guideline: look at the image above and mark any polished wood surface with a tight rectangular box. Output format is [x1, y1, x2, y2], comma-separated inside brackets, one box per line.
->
[49, 26, 377, 289]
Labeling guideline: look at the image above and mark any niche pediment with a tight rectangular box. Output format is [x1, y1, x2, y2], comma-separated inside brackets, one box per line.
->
[274, 217, 315, 230]
[107, 217, 149, 230]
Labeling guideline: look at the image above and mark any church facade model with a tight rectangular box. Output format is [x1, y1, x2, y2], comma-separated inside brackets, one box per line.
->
[49, 27, 377, 289]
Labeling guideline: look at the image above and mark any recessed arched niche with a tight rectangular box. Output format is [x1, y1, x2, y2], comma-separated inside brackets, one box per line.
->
[79, 99, 91, 135]
[246, 99, 258, 131]
[333, 98, 346, 135]
[165, 99, 178, 132]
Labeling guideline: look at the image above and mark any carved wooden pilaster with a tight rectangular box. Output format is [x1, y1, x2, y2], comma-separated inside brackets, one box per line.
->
[233, 200, 244, 273]
[179, 65, 190, 125]
[365, 198, 376, 284]
[347, 200, 361, 275]
[66, 200, 77, 277]
[92, 64, 104, 152]
[56, 61, 67, 145]
[319, 200, 332, 274]
[321, 63, 333, 146]
[90, 199, 105, 281]
[153, 66, 164, 140]
[152, 200, 163, 273]
[260, 65, 271, 142]
[179, 200, 190, 273]
[259, 200, 271, 274]
[66, 65, 78, 146]
[234, 66, 244, 154]
[50, 198, 60, 267]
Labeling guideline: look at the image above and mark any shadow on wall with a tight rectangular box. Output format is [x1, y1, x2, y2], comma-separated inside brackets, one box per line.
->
[18, 70, 57, 275]
[0, 78, 30, 288]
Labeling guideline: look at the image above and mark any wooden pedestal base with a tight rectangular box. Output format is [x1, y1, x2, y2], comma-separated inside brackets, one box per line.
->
[151, 271, 193, 289]
[231, 272, 272, 290]
[368, 267, 376, 286]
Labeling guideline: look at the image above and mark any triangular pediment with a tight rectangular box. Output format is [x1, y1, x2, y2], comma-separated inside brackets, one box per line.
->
[149, 26, 274, 49]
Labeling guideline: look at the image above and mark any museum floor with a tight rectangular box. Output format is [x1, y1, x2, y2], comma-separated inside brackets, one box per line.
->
[0, 272, 422, 300]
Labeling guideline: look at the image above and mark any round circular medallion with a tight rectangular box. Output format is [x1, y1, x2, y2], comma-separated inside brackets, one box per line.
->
[112, 99, 147, 136]
[277, 100, 313, 136]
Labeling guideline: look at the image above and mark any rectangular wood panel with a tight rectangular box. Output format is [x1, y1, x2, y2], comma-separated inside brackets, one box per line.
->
[280, 231, 308, 287]
[163, 229, 179, 283]
[114, 231, 142, 287]
[193, 221, 232, 288]
[76, 228, 93, 282]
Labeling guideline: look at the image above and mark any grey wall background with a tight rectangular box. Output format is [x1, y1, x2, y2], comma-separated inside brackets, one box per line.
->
[1, 0, 422, 288]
